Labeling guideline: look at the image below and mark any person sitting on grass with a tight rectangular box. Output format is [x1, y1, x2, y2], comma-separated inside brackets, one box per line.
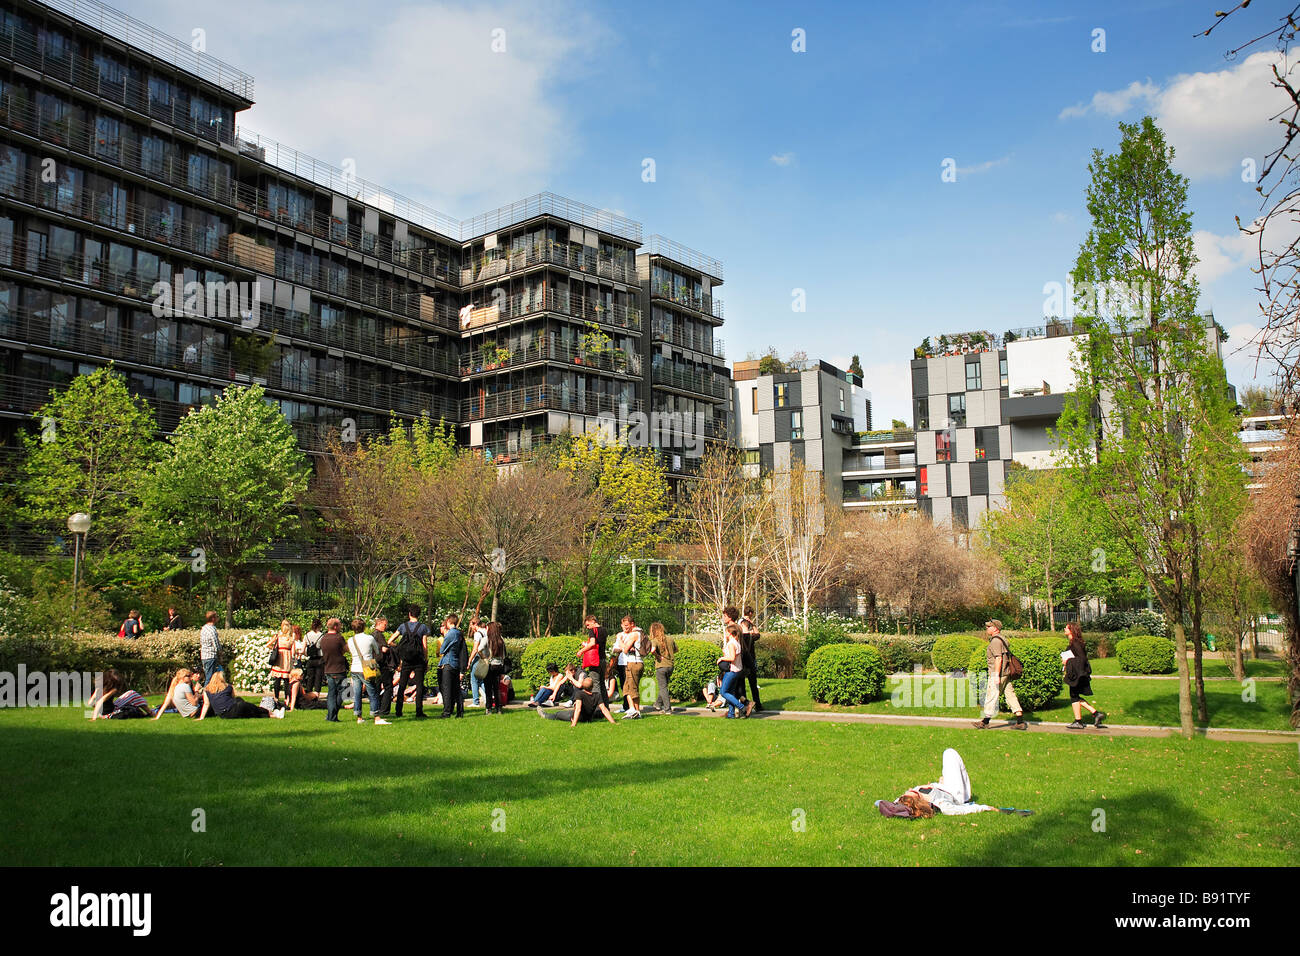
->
[875, 748, 1032, 817]
[288, 667, 327, 710]
[199, 671, 284, 720]
[527, 663, 567, 707]
[152, 668, 202, 719]
[88, 669, 151, 719]
[537, 675, 615, 726]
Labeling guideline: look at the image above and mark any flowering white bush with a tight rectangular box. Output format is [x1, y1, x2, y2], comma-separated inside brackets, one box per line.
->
[228, 629, 276, 694]
[765, 610, 856, 638]
[0, 576, 32, 638]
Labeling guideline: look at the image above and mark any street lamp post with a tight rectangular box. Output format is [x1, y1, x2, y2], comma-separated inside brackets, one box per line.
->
[67, 513, 91, 619]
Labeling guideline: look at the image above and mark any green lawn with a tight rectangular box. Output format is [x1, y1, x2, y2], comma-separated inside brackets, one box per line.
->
[1085, 656, 1286, 679]
[742, 677, 1294, 731]
[1, 703, 1297, 866]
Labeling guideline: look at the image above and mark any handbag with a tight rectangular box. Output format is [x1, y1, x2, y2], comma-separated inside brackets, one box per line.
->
[473, 657, 490, 680]
[267, 643, 279, 666]
[349, 636, 381, 682]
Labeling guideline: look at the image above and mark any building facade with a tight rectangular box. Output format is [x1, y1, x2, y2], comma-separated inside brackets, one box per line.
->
[0, 0, 729, 517]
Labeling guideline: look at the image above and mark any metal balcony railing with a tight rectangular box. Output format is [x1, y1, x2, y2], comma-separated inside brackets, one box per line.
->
[456, 288, 641, 334]
[650, 325, 724, 358]
[458, 337, 641, 378]
[651, 365, 729, 400]
[36, 0, 255, 99]
[459, 238, 639, 286]
[649, 280, 724, 320]
[461, 192, 642, 245]
[642, 234, 723, 281]
[460, 385, 642, 422]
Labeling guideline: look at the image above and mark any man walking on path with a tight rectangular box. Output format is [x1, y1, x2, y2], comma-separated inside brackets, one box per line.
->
[974, 619, 1026, 730]
[199, 611, 221, 685]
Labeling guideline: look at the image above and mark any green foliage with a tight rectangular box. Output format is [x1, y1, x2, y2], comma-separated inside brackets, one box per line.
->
[862, 636, 926, 673]
[753, 632, 799, 678]
[519, 635, 584, 690]
[142, 385, 311, 623]
[668, 638, 723, 702]
[966, 638, 1065, 711]
[806, 643, 886, 704]
[932, 635, 986, 673]
[1094, 609, 1168, 637]
[1116, 635, 1177, 674]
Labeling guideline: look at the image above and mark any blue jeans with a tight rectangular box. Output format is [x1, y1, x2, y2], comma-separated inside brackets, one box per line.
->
[531, 687, 554, 704]
[469, 665, 483, 704]
[350, 673, 382, 719]
[201, 657, 219, 686]
[720, 670, 747, 717]
[325, 674, 346, 721]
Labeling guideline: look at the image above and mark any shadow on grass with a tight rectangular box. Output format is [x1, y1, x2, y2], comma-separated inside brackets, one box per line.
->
[0, 719, 737, 866]
[941, 789, 1209, 867]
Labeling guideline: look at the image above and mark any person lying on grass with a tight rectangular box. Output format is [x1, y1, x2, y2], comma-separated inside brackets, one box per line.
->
[537, 675, 615, 726]
[875, 748, 1032, 818]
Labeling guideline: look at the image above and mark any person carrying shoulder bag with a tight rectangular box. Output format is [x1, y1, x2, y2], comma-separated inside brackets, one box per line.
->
[974, 619, 1026, 730]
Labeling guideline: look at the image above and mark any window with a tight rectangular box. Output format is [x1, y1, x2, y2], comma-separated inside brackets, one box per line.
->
[918, 465, 928, 497]
[914, 397, 929, 431]
[751, 386, 758, 415]
[839, 387, 845, 413]
[774, 382, 788, 408]
[999, 357, 1008, 388]
[936, 431, 953, 462]
[791, 411, 803, 439]
[975, 426, 999, 461]
[948, 393, 966, 427]
[743, 449, 760, 465]
[965, 360, 982, 391]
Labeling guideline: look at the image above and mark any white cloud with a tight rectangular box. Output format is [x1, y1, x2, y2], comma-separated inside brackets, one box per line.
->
[128, 0, 607, 211]
[1059, 52, 1288, 179]
[770, 152, 796, 166]
[1193, 228, 1256, 284]
[955, 155, 1011, 176]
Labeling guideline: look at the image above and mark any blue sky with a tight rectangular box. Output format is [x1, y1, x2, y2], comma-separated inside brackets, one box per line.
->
[126, 0, 1287, 424]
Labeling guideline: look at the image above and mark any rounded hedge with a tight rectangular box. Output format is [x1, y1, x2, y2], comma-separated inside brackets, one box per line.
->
[932, 636, 985, 673]
[866, 637, 926, 673]
[806, 643, 886, 705]
[1115, 635, 1176, 674]
[966, 637, 1064, 711]
[519, 635, 584, 690]
[669, 638, 725, 702]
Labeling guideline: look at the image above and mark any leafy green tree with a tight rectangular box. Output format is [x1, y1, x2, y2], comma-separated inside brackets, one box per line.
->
[556, 432, 672, 620]
[849, 355, 864, 377]
[142, 385, 311, 626]
[1056, 117, 1249, 736]
[17, 365, 163, 583]
[981, 467, 1138, 630]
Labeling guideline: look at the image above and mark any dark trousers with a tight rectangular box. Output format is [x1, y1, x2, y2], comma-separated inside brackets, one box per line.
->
[615, 663, 628, 709]
[378, 669, 395, 716]
[395, 662, 427, 716]
[440, 665, 463, 716]
[220, 699, 268, 719]
[325, 673, 346, 721]
[303, 661, 323, 694]
[484, 665, 503, 712]
[741, 664, 762, 709]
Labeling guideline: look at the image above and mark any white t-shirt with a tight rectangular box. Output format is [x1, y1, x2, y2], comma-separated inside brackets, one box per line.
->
[621, 629, 643, 663]
[349, 633, 381, 675]
[172, 681, 198, 717]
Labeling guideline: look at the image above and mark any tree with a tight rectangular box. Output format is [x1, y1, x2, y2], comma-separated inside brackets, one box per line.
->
[981, 467, 1139, 630]
[680, 446, 771, 616]
[17, 366, 161, 579]
[843, 510, 988, 633]
[555, 432, 672, 620]
[849, 355, 864, 377]
[756, 346, 787, 376]
[890, 419, 907, 430]
[1239, 384, 1282, 416]
[142, 385, 311, 626]
[763, 460, 845, 629]
[1055, 117, 1250, 736]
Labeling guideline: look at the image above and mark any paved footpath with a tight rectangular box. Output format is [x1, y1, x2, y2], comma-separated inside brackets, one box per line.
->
[671, 705, 1299, 745]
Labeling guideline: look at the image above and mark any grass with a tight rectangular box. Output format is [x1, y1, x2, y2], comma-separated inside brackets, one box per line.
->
[1085, 656, 1286, 678]
[742, 677, 1295, 731]
[1, 702, 1297, 866]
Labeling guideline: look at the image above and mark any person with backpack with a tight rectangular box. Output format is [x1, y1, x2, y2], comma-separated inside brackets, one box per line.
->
[482, 621, 509, 715]
[717, 623, 753, 718]
[616, 615, 645, 719]
[1063, 621, 1107, 729]
[973, 619, 1026, 730]
[393, 606, 430, 719]
[302, 618, 324, 694]
[118, 609, 143, 640]
[649, 621, 676, 714]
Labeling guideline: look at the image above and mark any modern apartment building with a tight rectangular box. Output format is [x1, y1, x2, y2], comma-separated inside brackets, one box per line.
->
[731, 358, 894, 507]
[0, 0, 729, 511]
[911, 317, 1228, 532]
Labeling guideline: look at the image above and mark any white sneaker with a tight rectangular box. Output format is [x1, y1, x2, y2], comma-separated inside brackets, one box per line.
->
[559, 700, 573, 708]
[373, 717, 391, 725]
[357, 717, 364, 723]
[270, 708, 285, 719]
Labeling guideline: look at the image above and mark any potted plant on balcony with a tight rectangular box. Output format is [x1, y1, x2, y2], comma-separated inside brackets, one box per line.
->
[494, 345, 511, 366]
[509, 246, 527, 270]
[578, 322, 611, 366]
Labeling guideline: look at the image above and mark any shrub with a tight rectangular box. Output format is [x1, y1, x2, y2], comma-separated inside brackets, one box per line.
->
[795, 618, 855, 676]
[1083, 632, 1112, 659]
[932, 635, 985, 673]
[865, 637, 925, 673]
[754, 632, 798, 678]
[519, 635, 584, 691]
[228, 629, 277, 694]
[966, 638, 1064, 712]
[668, 638, 724, 702]
[806, 643, 886, 705]
[1116, 635, 1176, 674]
[1094, 609, 1167, 637]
